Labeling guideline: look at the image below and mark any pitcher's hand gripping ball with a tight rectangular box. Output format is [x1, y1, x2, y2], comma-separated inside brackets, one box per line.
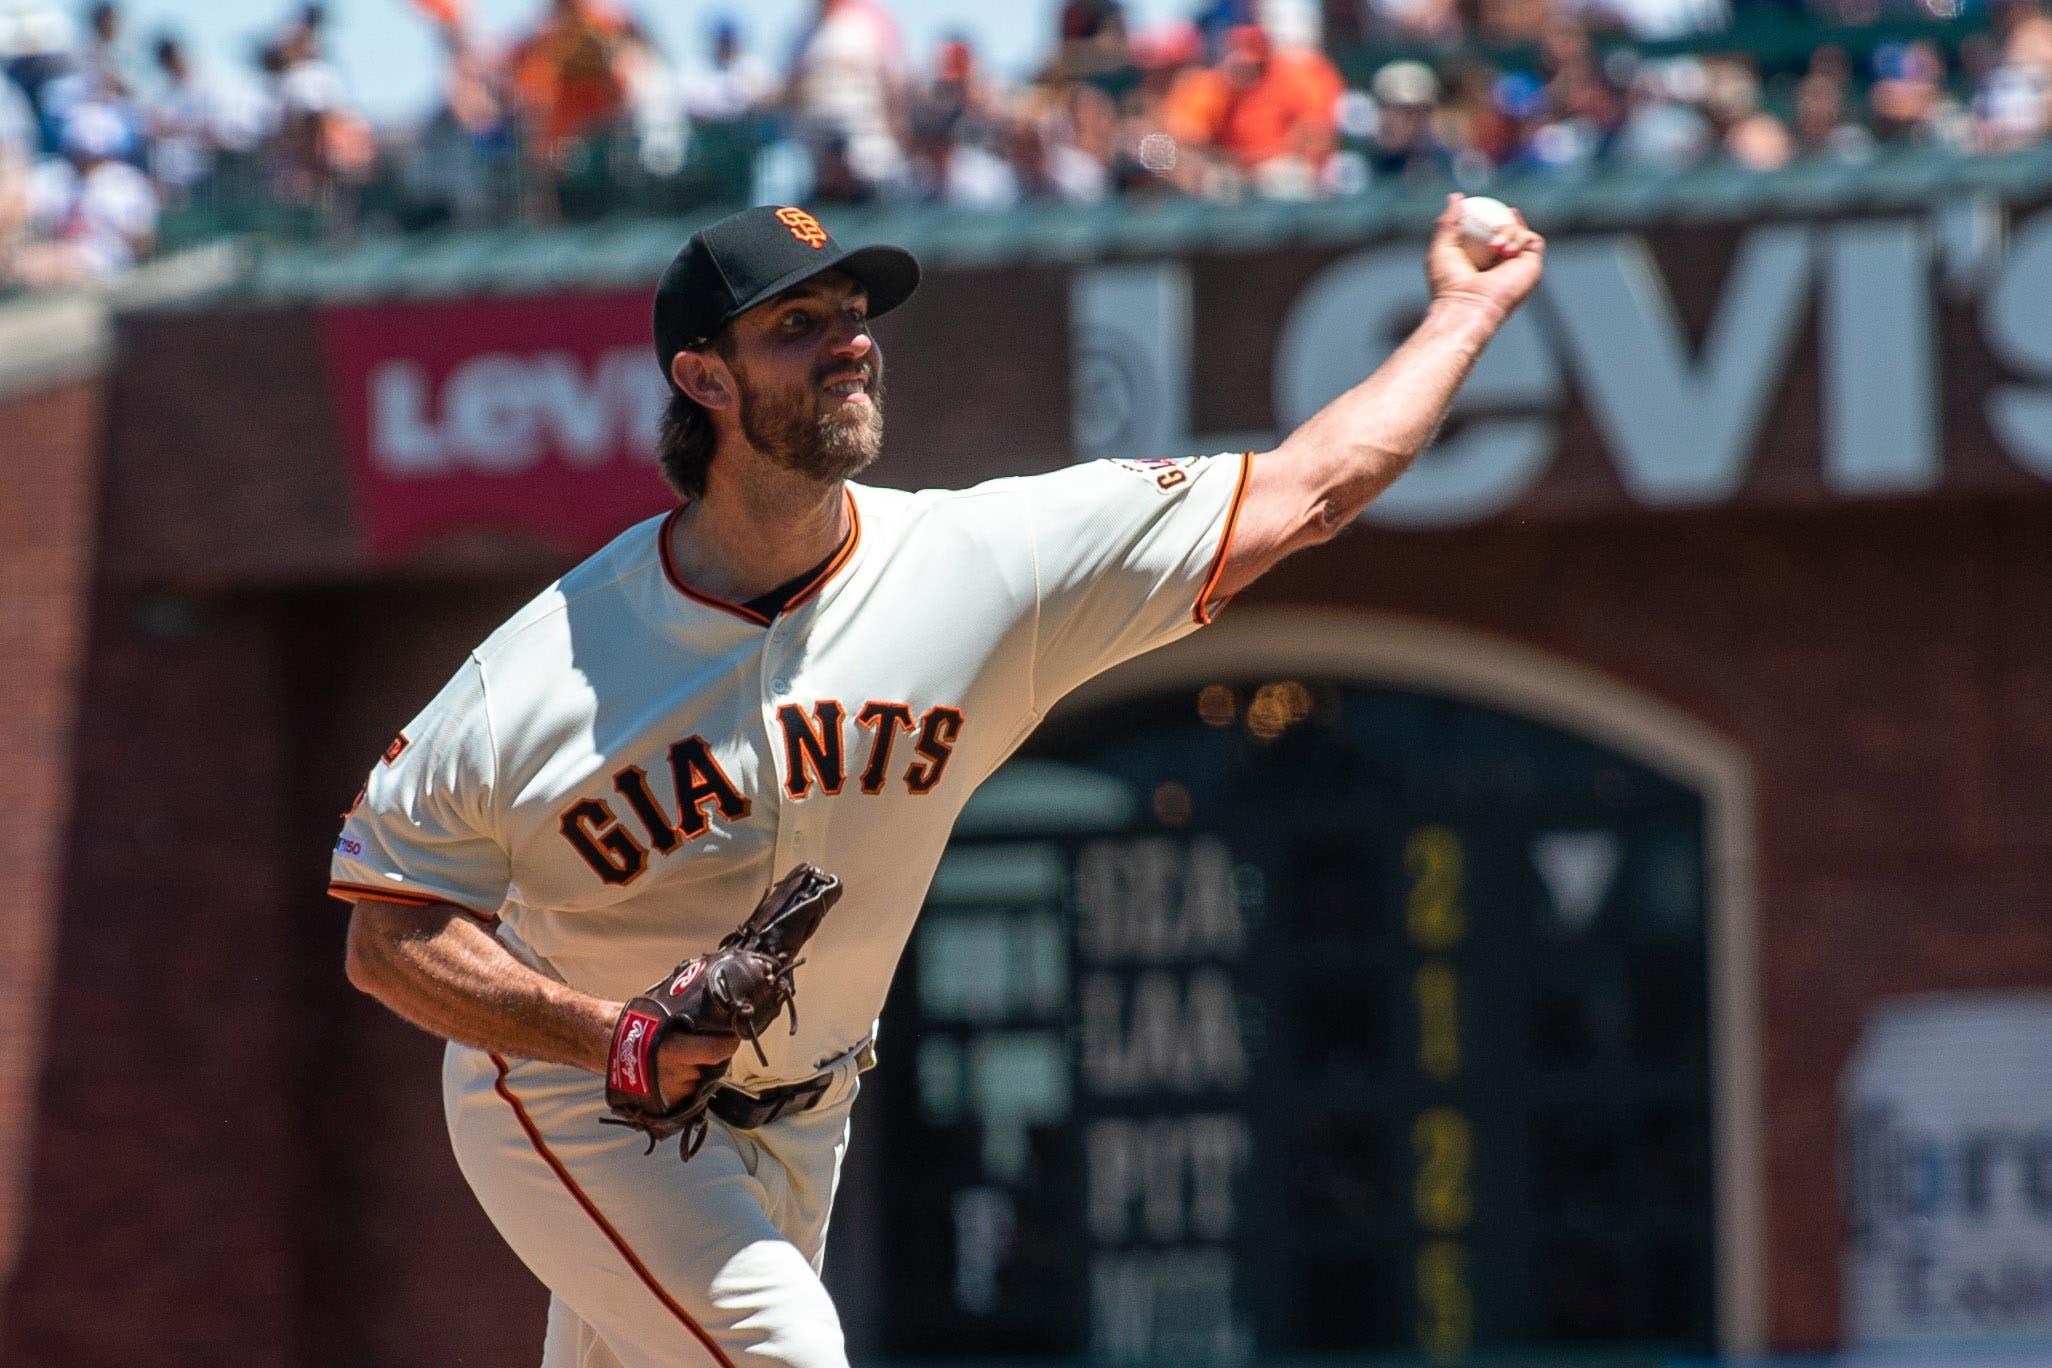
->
[603, 864, 843, 1159]
[1455, 195, 1521, 269]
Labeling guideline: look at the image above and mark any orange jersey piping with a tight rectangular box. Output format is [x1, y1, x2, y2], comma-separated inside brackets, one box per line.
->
[1193, 452, 1254, 626]
[326, 881, 497, 920]
[783, 495, 862, 614]
[489, 1054, 739, 1368]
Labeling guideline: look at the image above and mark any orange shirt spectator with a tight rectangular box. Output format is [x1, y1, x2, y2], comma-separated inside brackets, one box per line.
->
[1162, 25, 1342, 172]
[508, 0, 632, 149]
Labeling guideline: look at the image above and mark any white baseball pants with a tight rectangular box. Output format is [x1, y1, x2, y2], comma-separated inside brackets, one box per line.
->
[443, 1040, 860, 1368]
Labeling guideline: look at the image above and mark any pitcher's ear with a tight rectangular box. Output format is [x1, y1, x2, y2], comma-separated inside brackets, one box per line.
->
[671, 350, 732, 410]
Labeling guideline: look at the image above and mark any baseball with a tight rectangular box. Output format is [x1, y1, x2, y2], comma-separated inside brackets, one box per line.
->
[1456, 196, 1519, 269]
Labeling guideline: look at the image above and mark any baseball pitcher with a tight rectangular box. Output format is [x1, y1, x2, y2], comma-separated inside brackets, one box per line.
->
[332, 196, 1544, 1367]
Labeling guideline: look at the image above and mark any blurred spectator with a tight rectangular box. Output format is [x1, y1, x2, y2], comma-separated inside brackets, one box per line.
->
[1128, 17, 1202, 102]
[1700, 56, 1792, 169]
[39, 2, 128, 119]
[505, 0, 634, 217]
[1023, 81, 1113, 201]
[1163, 23, 1344, 197]
[1053, 0, 1132, 84]
[1368, 0, 1466, 46]
[283, 4, 327, 57]
[907, 34, 1011, 205]
[679, 16, 773, 204]
[0, 71, 31, 268]
[267, 13, 373, 205]
[1434, 57, 1499, 173]
[1867, 39, 1969, 146]
[1611, 56, 1714, 169]
[1540, 16, 1623, 133]
[36, 1, 138, 156]
[1585, 0, 1732, 40]
[0, 61, 29, 161]
[10, 97, 155, 284]
[617, 18, 682, 176]
[1810, 0, 1957, 25]
[921, 127, 1019, 209]
[76, 1, 127, 95]
[142, 33, 227, 207]
[1792, 68, 1874, 159]
[1262, 0, 1325, 50]
[1192, 0, 1257, 59]
[1363, 59, 1454, 181]
[1725, 108, 1793, 168]
[1975, 0, 2052, 150]
[1493, 69, 1597, 173]
[1098, 21, 1196, 195]
[508, 0, 631, 153]
[685, 16, 775, 125]
[2, 4, 76, 155]
[1480, 0, 1556, 46]
[787, 0, 909, 200]
[396, 25, 507, 229]
[0, 0, 2046, 295]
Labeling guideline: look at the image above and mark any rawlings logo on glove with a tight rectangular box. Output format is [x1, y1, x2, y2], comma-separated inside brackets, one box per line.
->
[602, 863, 842, 1160]
[608, 1011, 661, 1094]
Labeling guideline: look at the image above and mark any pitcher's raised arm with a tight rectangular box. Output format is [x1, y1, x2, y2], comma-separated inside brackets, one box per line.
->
[1212, 195, 1546, 597]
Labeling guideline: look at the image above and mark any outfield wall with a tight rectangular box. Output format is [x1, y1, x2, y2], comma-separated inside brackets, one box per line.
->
[4, 195, 2052, 1364]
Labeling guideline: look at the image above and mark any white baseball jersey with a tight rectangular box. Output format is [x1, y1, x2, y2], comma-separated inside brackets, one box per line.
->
[330, 452, 1250, 1089]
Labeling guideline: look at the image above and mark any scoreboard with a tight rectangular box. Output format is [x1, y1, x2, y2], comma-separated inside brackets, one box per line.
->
[874, 677, 1717, 1362]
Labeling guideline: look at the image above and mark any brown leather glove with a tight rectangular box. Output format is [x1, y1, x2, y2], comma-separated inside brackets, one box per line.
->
[602, 863, 842, 1160]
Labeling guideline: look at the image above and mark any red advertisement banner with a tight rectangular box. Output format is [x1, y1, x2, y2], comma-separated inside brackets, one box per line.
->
[319, 292, 679, 562]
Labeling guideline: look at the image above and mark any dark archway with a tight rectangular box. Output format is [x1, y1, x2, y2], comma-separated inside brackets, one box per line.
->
[871, 611, 1756, 1364]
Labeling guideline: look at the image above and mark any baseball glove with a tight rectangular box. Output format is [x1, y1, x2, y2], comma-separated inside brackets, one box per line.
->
[602, 863, 842, 1159]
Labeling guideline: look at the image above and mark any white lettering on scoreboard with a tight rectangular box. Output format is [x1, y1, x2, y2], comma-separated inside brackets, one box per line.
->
[1075, 836, 1255, 1366]
[1091, 1250, 1250, 1366]
[1087, 1116, 1251, 1243]
[1080, 967, 1249, 1095]
[1076, 835, 1245, 962]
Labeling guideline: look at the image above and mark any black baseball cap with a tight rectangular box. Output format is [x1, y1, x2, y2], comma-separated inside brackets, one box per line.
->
[652, 205, 921, 385]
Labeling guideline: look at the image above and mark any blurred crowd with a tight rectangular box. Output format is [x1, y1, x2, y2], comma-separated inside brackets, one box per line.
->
[3, 0, 2052, 291]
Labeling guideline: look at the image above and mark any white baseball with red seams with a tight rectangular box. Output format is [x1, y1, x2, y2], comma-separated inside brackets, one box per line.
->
[1456, 195, 1520, 269]
[330, 453, 1251, 1367]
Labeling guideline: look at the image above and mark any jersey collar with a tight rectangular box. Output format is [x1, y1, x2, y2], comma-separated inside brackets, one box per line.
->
[658, 489, 862, 628]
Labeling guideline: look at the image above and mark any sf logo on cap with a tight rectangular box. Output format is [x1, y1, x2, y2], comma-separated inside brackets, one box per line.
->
[776, 207, 829, 250]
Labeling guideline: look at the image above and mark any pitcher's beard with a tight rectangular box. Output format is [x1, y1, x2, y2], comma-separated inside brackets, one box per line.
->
[738, 367, 885, 484]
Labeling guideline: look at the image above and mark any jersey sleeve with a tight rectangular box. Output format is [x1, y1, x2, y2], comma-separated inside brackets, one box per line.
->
[328, 656, 511, 917]
[1017, 451, 1251, 705]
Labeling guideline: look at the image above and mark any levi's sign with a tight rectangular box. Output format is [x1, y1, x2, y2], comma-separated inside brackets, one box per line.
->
[1073, 205, 2052, 527]
[370, 346, 659, 476]
[319, 293, 674, 559]
[318, 204, 2052, 562]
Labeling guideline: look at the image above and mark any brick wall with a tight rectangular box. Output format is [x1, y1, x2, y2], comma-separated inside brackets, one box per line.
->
[0, 577, 552, 1368]
[0, 589, 305, 1365]
[0, 378, 103, 1333]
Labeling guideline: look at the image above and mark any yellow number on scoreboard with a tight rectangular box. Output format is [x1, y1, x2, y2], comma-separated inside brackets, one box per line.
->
[1416, 1237, 1474, 1361]
[1412, 1106, 1473, 1232]
[1404, 827, 1466, 951]
[1414, 963, 1461, 1082]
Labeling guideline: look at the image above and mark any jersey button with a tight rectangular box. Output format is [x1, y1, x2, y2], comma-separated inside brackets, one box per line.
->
[771, 676, 790, 694]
